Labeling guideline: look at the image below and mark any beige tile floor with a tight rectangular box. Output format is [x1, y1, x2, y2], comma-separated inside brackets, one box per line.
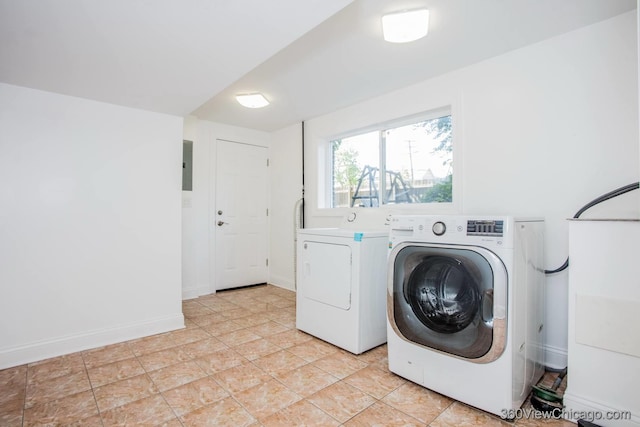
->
[0, 284, 573, 426]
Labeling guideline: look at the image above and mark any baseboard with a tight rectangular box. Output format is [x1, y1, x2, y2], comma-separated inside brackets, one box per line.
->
[0, 313, 184, 370]
[268, 274, 296, 292]
[182, 284, 212, 300]
[544, 343, 568, 370]
[564, 393, 639, 426]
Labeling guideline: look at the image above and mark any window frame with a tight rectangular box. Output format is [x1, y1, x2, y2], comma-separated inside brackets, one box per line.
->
[321, 106, 459, 214]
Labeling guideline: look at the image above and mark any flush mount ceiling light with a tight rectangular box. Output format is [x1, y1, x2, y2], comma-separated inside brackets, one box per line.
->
[236, 93, 269, 108]
[382, 9, 429, 43]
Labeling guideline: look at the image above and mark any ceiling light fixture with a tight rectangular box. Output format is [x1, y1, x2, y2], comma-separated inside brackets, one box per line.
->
[236, 93, 269, 108]
[382, 9, 429, 43]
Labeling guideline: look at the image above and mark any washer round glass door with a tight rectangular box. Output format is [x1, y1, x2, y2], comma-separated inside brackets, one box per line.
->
[406, 256, 480, 334]
[390, 244, 507, 361]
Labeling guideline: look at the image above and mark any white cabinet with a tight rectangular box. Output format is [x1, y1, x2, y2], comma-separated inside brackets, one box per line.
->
[564, 219, 640, 426]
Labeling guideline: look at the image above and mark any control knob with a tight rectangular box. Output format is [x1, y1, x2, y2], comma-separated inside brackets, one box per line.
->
[432, 221, 446, 236]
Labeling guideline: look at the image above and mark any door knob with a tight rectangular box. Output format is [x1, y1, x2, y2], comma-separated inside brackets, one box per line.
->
[217, 221, 225, 226]
[217, 210, 223, 215]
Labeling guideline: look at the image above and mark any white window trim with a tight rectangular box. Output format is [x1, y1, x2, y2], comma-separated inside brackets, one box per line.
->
[316, 104, 462, 216]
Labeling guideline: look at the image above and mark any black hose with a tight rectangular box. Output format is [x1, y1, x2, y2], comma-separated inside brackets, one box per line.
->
[544, 182, 639, 275]
[550, 367, 568, 391]
[544, 258, 569, 275]
[572, 182, 639, 219]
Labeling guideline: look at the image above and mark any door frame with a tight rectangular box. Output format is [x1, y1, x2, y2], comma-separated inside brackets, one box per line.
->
[209, 137, 270, 293]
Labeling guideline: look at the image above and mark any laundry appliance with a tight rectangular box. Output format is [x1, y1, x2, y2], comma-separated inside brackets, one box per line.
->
[296, 211, 388, 354]
[387, 215, 545, 417]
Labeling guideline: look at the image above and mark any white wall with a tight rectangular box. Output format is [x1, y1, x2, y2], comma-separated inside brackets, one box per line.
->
[181, 119, 271, 299]
[181, 116, 199, 299]
[269, 124, 303, 291]
[270, 11, 639, 369]
[0, 83, 184, 369]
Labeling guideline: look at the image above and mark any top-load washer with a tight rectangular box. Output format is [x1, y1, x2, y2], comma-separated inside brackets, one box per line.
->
[296, 211, 388, 354]
[387, 215, 545, 417]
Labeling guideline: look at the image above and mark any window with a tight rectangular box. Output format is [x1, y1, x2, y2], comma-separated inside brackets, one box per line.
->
[330, 111, 453, 208]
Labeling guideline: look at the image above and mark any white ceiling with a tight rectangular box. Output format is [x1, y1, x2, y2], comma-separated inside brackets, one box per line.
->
[0, 0, 352, 116]
[1, 0, 636, 132]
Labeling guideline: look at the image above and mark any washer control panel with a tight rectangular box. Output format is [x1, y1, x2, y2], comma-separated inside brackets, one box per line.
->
[389, 215, 514, 246]
[466, 220, 504, 237]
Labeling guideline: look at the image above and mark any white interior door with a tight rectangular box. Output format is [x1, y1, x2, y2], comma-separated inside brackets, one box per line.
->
[215, 139, 268, 290]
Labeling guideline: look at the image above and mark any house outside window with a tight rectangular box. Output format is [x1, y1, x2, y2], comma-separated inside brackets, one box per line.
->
[330, 110, 453, 208]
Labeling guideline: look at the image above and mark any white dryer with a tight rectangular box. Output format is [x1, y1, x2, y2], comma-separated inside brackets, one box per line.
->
[387, 215, 545, 417]
[296, 212, 388, 354]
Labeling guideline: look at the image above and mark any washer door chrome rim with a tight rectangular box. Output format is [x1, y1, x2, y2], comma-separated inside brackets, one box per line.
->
[387, 242, 508, 363]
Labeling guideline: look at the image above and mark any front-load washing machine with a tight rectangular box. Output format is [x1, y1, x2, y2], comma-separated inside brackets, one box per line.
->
[296, 211, 388, 354]
[387, 215, 545, 417]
